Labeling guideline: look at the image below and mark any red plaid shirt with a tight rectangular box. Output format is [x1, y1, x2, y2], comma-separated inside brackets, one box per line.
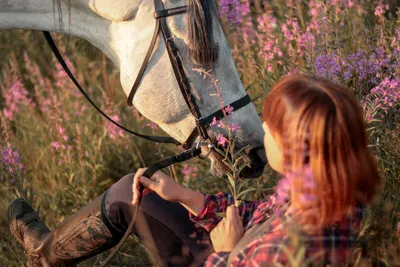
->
[189, 192, 365, 266]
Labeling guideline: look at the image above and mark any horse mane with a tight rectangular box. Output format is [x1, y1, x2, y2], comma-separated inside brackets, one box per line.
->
[187, 0, 220, 67]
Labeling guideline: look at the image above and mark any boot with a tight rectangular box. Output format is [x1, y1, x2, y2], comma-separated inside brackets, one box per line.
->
[8, 192, 127, 266]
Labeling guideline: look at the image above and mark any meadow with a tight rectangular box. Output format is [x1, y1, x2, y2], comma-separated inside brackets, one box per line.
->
[0, 0, 399, 266]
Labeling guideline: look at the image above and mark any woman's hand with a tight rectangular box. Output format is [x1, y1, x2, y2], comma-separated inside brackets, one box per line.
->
[210, 205, 244, 252]
[132, 168, 184, 204]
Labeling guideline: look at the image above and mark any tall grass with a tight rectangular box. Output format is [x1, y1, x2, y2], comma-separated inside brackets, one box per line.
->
[0, 0, 399, 266]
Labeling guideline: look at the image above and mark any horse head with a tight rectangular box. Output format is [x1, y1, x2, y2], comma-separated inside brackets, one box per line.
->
[0, 0, 267, 178]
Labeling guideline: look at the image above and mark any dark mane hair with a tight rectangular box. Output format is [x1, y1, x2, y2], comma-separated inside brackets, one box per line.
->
[187, 0, 220, 66]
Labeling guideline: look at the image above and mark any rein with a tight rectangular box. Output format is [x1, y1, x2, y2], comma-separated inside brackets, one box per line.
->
[42, 0, 252, 265]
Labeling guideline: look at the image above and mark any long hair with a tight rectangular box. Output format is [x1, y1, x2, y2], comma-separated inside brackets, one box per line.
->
[263, 75, 381, 225]
[187, 0, 220, 66]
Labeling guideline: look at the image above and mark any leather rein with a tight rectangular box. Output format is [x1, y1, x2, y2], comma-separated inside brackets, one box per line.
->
[42, 0, 252, 265]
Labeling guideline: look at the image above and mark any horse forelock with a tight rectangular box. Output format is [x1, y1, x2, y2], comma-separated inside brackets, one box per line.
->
[187, 0, 220, 67]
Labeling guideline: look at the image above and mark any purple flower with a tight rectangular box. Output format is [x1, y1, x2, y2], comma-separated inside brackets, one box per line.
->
[1, 146, 24, 174]
[314, 53, 341, 81]
[343, 48, 391, 83]
[219, 0, 241, 25]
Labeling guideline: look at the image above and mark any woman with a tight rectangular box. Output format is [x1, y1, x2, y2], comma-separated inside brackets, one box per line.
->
[9, 75, 380, 266]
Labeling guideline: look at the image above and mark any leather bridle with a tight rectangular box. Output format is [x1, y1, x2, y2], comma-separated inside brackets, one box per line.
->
[43, 0, 251, 155]
[43, 0, 252, 265]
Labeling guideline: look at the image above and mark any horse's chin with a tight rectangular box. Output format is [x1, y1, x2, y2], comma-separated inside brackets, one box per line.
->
[208, 149, 266, 179]
[208, 150, 234, 178]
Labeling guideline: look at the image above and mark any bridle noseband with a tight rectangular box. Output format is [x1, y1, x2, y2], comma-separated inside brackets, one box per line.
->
[42, 0, 253, 265]
[127, 0, 252, 151]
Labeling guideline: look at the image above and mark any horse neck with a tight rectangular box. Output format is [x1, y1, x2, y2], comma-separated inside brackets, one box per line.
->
[0, 0, 194, 142]
[0, 0, 134, 67]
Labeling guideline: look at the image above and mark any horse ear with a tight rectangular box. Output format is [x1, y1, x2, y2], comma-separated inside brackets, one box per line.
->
[187, 0, 220, 66]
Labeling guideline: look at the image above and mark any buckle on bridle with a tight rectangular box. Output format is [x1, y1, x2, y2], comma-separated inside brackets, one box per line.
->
[196, 137, 214, 159]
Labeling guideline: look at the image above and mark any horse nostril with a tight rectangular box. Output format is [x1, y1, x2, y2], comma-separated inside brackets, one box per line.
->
[240, 147, 267, 179]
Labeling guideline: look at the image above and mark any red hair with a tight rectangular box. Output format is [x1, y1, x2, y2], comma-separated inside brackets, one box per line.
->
[263, 75, 380, 225]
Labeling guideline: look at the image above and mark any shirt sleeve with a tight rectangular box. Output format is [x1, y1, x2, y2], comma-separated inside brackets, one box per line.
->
[232, 234, 290, 267]
[202, 252, 230, 267]
[189, 191, 277, 231]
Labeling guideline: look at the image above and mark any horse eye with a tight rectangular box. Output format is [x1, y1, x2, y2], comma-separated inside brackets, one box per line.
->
[211, 43, 219, 63]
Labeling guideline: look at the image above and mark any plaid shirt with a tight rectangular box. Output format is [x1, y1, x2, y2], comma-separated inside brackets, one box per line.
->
[189, 192, 365, 267]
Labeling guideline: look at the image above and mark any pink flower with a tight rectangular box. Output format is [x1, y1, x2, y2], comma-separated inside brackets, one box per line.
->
[181, 163, 198, 182]
[210, 116, 218, 126]
[105, 115, 124, 140]
[216, 134, 228, 146]
[224, 105, 234, 114]
[1, 81, 35, 120]
[51, 142, 60, 150]
[374, 1, 389, 17]
[228, 123, 241, 132]
[275, 175, 291, 205]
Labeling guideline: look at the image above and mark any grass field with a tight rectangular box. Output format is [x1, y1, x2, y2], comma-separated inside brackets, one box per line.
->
[1, 1, 399, 266]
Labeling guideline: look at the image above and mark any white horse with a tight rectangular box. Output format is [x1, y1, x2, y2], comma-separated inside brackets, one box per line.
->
[0, 0, 266, 177]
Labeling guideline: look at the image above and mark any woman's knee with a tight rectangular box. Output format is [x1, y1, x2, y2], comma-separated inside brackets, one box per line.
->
[106, 173, 136, 205]
[103, 173, 136, 233]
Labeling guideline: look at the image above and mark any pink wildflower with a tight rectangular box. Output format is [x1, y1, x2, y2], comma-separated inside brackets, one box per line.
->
[51, 142, 60, 150]
[105, 115, 125, 140]
[224, 105, 234, 114]
[182, 163, 198, 182]
[228, 123, 241, 132]
[216, 134, 228, 146]
[2, 81, 35, 120]
[210, 116, 218, 126]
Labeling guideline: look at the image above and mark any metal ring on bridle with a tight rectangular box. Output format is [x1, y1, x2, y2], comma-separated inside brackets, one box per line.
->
[196, 137, 214, 159]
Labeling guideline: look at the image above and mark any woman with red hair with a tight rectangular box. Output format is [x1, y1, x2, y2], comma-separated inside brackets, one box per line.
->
[9, 75, 380, 266]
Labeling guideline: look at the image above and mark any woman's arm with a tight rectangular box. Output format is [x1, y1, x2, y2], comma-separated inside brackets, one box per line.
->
[178, 187, 205, 216]
[133, 168, 276, 231]
[132, 168, 205, 215]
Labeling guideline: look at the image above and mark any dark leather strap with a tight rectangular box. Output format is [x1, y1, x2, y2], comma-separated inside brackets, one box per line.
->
[154, 6, 188, 18]
[182, 94, 252, 149]
[158, 12, 210, 142]
[200, 94, 252, 127]
[42, 31, 180, 145]
[126, 19, 160, 106]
